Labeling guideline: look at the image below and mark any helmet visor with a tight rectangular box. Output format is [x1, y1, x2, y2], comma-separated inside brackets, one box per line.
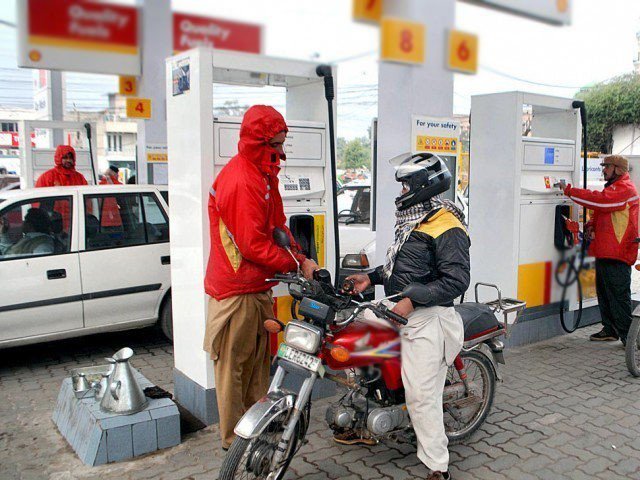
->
[389, 152, 446, 178]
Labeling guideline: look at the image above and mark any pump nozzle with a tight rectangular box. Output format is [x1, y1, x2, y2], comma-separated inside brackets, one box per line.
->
[572, 100, 587, 127]
[316, 64, 335, 101]
[84, 123, 92, 139]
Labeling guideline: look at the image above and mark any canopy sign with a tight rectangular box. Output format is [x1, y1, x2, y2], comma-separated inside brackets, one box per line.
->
[173, 13, 262, 54]
[17, 0, 140, 75]
[458, 0, 571, 26]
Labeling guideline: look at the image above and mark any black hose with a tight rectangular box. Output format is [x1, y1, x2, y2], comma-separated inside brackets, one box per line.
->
[84, 123, 98, 185]
[556, 101, 589, 333]
[556, 250, 584, 333]
[316, 65, 341, 289]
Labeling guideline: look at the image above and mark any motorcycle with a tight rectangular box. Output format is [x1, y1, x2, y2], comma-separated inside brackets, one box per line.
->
[219, 232, 526, 480]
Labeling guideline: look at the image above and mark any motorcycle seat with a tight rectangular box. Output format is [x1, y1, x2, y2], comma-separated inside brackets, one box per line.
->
[454, 302, 502, 341]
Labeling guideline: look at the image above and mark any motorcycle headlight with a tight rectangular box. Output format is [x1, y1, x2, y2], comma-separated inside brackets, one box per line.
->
[284, 321, 322, 354]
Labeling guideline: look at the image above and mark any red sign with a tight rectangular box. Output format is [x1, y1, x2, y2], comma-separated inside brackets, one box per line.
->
[0, 132, 36, 148]
[173, 12, 262, 54]
[27, 0, 138, 54]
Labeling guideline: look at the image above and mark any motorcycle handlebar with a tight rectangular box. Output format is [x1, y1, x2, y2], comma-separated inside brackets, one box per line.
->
[375, 304, 408, 326]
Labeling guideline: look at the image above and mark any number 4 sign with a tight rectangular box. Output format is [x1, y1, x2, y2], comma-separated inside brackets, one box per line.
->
[381, 18, 425, 65]
[126, 98, 152, 119]
[447, 30, 479, 75]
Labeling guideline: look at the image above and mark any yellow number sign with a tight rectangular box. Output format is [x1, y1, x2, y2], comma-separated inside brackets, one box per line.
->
[126, 98, 152, 119]
[353, 0, 382, 24]
[119, 76, 138, 96]
[381, 18, 425, 65]
[447, 30, 478, 74]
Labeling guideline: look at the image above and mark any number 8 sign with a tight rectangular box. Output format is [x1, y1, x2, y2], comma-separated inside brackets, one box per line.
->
[381, 18, 425, 65]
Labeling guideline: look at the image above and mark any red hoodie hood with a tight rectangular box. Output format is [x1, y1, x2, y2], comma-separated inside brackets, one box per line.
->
[237, 105, 288, 174]
[54, 145, 77, 174]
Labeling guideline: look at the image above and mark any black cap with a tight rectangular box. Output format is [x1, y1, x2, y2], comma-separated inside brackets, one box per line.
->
[108, 165, 119, 174]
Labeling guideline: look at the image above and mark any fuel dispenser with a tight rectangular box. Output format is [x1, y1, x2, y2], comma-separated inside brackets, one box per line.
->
[469, 92, 596, 343]
[165, 47, 337, 424]
[18, 120, 98, 186]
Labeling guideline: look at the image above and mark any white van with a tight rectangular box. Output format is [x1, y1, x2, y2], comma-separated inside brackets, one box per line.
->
[0, 185, 172, 348]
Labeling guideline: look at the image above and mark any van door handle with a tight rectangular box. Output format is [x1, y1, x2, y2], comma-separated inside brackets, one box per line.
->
[161, 256, 170, 265]
[47, 269, 67, 280]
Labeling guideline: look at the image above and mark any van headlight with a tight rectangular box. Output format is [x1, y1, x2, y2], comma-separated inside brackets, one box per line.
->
[284, 321, 322, 354]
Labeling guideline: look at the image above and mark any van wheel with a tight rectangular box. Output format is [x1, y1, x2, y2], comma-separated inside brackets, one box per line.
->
[159, 295, 173, 342]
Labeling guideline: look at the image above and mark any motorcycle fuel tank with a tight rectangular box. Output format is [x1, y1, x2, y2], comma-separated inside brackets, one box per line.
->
[326, 321, 403, 389]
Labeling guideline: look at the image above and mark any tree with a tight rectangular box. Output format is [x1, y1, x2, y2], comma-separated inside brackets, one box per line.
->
[336, 137, 347, 168]
[342, 136, 371, 169]
[575, 74, 640, 154]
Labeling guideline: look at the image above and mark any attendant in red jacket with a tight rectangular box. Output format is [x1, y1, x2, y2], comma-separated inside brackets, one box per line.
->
[99, 166, 122, 228]
[203, 105, 318, 449]
[563, 155, 639, 344]
[99, 165, 121, 185]
[35, 145, 88, 230]
[35, 145, 88, 188]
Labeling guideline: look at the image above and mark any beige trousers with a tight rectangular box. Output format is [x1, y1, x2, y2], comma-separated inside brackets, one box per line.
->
[401, 305, 464, 473]
[203, 292, 273, 448]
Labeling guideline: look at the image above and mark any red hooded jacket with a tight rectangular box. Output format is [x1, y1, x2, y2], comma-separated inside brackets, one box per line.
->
[35, 145, 88, 230]
[204, 106, 306, 300]
[35, 145, 88, 187]
[565, 172, 639, 265]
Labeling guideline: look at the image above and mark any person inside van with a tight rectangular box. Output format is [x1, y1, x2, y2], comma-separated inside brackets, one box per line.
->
[0, 208, 54, 257]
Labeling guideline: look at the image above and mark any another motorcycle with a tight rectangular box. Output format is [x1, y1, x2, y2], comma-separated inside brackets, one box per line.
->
[219, 232, 525, 480]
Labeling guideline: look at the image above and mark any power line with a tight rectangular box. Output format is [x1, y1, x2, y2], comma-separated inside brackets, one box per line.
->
[480, 65, 584, 89]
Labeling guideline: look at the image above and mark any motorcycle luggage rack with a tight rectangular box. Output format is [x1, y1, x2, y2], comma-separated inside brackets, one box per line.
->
[474, 282, 526, 338]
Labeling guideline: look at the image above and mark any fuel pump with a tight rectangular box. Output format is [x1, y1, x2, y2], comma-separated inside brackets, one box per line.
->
[469, 92, 597, 345]
[165, 47, 338, 423]
[18, 120, 98, 186]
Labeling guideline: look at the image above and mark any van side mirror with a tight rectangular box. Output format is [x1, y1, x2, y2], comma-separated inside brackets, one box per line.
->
[273, 228, 291, 248]
[402, 283, 427, 304]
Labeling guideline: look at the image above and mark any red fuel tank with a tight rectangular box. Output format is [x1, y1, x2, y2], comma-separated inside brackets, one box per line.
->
[325, 321, 403, 389]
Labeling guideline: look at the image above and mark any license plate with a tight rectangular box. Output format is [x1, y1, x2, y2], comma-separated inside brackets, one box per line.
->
[277, 344, 324, 376]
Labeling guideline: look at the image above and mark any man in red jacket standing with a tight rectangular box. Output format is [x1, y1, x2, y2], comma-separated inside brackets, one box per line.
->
[562, 155, 639, 344]
[203, 105, 318, 449]
[35, 145, 88, 187]
[35, 145, 88, 230]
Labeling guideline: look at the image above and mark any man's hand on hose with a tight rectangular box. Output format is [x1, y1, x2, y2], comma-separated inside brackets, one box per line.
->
[301, 258, 319, 280]
[391, 298, 414, 320]
[345, 274, 371, 295]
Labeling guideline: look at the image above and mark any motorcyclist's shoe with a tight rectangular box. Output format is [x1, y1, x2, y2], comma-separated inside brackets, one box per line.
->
[589, 329, 618, 341]
[426, 471, 450, 480]
[333, 430, 376, 446]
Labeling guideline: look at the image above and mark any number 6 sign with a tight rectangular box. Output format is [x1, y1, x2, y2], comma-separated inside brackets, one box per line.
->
[381, 18, 425, 65]
[447, 30, 478, 75]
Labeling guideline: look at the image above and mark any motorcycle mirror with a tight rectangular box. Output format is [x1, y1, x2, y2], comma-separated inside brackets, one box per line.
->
[273, 228, 291, 248]
[401, 283, 428, 304]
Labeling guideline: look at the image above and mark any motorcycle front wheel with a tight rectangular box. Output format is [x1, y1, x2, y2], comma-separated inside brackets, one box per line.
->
[444, 350, 496, 445]
[219, 409, 306, 480]
[625, 316, 640, 377]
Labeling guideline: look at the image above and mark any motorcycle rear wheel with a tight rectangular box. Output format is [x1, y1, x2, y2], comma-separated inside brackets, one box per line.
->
[444, 350, 496, 445]
[219, 410, 305, 480]
[625, 316, 640, 377]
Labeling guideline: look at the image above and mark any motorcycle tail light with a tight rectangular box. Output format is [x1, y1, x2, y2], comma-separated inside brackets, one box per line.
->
[330, 345, 350, 363]
[264, 319, 283, 334]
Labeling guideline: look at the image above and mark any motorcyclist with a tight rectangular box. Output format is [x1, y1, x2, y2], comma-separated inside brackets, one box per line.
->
[344, 153, 470, 480]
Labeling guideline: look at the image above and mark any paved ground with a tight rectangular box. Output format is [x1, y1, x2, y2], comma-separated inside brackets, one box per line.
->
[2, 324, 640, 480]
